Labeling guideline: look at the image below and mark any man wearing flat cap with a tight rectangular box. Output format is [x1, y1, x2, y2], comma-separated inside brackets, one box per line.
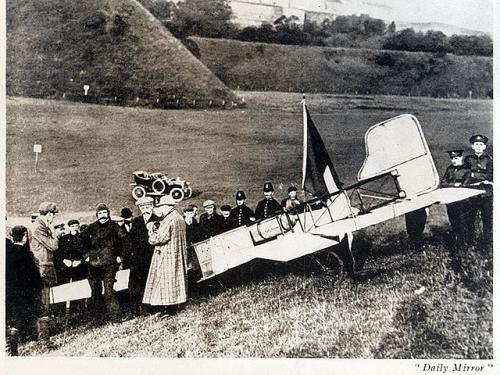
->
[200, 199, 224, 238]
[143, 195, 188, 314]
[464, 134, 493, 245]
[255, 182, 282, 220]
[55, 219, 87, 285]
[80, 203, 126, 322]
[30, 201, 60, 313]
[125, 197, 157, 316]
[441, 150, 472, 245]
[230, 190, 255, 227]
[281, 186, 303, 213]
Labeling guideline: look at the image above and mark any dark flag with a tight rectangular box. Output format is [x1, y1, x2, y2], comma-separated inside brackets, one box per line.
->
[301, 102, 343, 197]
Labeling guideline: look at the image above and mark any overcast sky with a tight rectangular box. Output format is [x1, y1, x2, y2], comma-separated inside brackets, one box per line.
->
[386, 0, 494, 33]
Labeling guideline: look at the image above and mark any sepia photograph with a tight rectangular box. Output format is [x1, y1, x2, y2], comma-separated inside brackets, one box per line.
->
[1, 0, 497, 373]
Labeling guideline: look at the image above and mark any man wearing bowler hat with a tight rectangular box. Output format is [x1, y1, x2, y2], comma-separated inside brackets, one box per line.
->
[143, 195, 188, 315]
[441, 150, 472, 245]
[230, 190, 255, 226]
[464, 134, 493, 246]
[255, 182, 283, 220]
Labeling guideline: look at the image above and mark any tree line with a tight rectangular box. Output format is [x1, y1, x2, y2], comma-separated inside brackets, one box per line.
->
[140, 0, 492, 57]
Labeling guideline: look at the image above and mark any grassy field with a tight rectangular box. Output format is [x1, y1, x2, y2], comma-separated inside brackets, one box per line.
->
[6, 93, 493, 358]
[190, 37, 493, 99]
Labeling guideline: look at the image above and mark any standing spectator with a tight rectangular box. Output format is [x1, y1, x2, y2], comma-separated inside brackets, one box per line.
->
[191, 204, 199, 223]
[143, 195, 188, 315]
[80, 203, 125, 323]
[281, 186, 303, 213]
[200, 200, 223, 238]
[441, 150, 472, 245]
[125, 197, 156, 316]
[184, 205, 202, 246]
[6, 226, 43, 354]
[464, 134, 493, 246]
[230, 190, 255, 226]
[255, 182, 282, 220]
[220, 205, 237, 232]
[30, 201, 59, 316]
[55, 219, 87, 284]
[121, 207, 133, 233]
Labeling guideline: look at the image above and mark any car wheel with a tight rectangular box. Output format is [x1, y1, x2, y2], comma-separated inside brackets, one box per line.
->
[152, 179, 166, 194]
[170, 187, 185, 202]
[132, 186, 147, 200]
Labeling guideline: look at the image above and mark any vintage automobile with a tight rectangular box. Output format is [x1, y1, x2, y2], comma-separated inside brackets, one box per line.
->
[130, 170, 192, 202]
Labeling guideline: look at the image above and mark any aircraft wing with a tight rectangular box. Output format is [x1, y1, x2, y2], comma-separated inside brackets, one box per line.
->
[308, 187, 484, 238]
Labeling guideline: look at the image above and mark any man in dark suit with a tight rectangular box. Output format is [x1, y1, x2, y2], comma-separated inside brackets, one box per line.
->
[200, 200, 224, 238]
[6, 226, 43, 353]
[441, 150, 472, 245]
[230, 190, 255, 226]
[255, 182, 282, 220]
[464, 134, 493, 246]
[55, 219, 88, 284]
[220, 205, 238, 232]
[125, 197, 156, 316]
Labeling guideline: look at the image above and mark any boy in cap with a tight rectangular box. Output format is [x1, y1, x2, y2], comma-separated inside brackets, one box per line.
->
[200, 200, 224, 238]
[464, 134, 493, 245]
[255, 182, 282, 220]
[230, 190, 255, 226]
[281, 186, 303, 213]
[220, 205, 237, 232]
[80, 203, 126, 322]
[441, 150, 472, 245]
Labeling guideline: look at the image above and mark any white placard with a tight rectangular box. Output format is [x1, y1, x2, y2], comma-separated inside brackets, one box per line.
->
[33, 144, 42, 153]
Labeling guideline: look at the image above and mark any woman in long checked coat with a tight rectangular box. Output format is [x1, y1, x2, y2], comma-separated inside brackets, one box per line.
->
[143, 195, 188, 307]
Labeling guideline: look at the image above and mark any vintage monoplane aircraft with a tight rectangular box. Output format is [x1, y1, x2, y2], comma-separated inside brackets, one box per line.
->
[49, 100, 484, 304]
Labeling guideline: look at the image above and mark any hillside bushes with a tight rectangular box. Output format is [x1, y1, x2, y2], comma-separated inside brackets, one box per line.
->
[191, 38, 493, 98]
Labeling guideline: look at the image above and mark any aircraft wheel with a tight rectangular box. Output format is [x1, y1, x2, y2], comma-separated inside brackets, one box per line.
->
[132, 186, 147, 200]
[170, 187, 185, 202]
[185, 187, 193, 199]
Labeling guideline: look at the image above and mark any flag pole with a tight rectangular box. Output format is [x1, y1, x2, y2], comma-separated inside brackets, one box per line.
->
[301, 94, 307, 194]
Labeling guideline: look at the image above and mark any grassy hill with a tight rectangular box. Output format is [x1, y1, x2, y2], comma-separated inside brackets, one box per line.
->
[6, 0, 238, 107]
[189, 38, 493, 99]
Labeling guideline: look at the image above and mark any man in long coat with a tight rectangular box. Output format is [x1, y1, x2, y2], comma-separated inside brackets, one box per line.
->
[143, 195, 188, 314]
[30, 201, 59, 313]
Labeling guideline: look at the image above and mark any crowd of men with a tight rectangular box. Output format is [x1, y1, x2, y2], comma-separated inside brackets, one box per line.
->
[5, 133, 492, 355]
[5, 180, 303, 354]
